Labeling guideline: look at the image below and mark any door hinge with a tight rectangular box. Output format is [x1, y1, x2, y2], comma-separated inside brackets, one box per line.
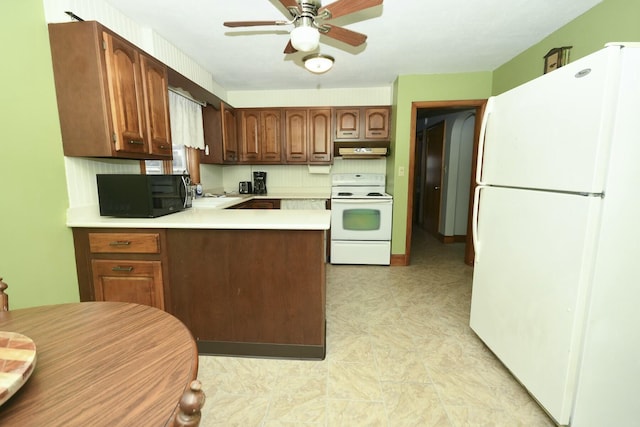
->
[102, 39, 107, 50]
[112, 133, 117, 143]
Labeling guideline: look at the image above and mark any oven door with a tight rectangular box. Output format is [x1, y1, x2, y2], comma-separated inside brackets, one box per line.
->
[330, 198, 392, 240]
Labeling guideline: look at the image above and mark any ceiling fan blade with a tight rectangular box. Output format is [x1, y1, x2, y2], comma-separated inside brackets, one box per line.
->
[278, 0, 301, 14]
[322, 24, 367, 46]
[223, 20, 288, 28]
[283, 40, 298, 54]
[318, 0, 383, 20]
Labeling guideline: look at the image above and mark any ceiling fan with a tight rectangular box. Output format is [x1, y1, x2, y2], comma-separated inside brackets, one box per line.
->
[223, 0, 383, 54]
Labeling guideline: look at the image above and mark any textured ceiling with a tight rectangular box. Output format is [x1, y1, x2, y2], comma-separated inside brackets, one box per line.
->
[102, 0, 602, 91]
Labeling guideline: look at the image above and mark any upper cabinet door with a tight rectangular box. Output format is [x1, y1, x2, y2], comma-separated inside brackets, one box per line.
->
[260, 109, 282, 162]
[103, 32, 148, 155]
[335, 109, 360, 139]
[221, 103, 238, 163]
[364, 108, 390, 139]
[239, 110, 261, 162]
[308, 109, 332, 163]
[201, 104, 223, 164]
[141, 55, 172, 157]
[285, 109, 308, 163]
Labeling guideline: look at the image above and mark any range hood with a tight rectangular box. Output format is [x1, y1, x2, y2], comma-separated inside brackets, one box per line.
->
[337, 146, 388, 159]
[335, 140, 390, 159]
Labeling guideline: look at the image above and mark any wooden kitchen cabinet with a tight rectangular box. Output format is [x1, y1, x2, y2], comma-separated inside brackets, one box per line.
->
[364, 107, 390, 139]
[238, 108, 282, 163]
[48, 21, 171, 160]
[201, 102, 238, 164]
[201, 104, 222, 164]
[222, 103, 239, 162]
[284, 109, 308, 163]
[141, 55, 172, 156]
[167, 228, 326, 358]
[308, 108, 332, 163]
[335, 108, 361, 139]
[72, 225, 326, 359]
[91, 259, 164, 309]
[334, 106, 390, 141]
[284, 108, 332, 164]
[72, 229, 169, 310]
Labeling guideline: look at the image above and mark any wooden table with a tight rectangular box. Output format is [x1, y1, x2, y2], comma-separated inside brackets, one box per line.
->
[0, 302, 200, 426]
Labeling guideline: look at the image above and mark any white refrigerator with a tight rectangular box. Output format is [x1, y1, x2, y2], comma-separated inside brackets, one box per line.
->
[470, 43, 640, 426]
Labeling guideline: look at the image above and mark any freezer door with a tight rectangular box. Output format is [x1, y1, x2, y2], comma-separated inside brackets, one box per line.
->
[478, 46, 621, 193]
[470, 186, 602, 424]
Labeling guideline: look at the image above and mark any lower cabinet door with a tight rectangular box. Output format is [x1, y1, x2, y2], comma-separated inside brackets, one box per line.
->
[91, 259, 164, 310]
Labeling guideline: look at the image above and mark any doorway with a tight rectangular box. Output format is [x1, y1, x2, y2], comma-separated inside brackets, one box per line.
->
[405, 100, 487, 266]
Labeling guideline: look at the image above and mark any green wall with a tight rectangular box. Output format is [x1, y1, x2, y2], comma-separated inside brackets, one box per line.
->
[389, 72, 493, 255]
[0, 0, 79, 308]
[493, 0, 640, 94]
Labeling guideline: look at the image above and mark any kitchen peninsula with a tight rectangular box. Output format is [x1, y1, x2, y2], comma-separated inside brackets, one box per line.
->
[68, 199, 330, 359]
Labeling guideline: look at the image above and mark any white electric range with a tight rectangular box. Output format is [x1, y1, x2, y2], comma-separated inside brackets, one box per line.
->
[330, 173, 393, 265]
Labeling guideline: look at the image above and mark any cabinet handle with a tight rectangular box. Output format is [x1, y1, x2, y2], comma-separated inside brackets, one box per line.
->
[112, 266, 134, 272]
[128, 140, 144, 145]
[370, 131, 382, 135]
[109, 241, 131, 246]
[342, 132, 354, 135]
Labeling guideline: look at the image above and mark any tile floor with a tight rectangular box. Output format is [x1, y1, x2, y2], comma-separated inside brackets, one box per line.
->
[197, 229, 556, 426]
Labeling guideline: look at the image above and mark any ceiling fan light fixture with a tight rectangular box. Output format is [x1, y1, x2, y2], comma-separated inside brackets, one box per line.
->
[303, 53, 334, 74]
[290, 25, 320, 52]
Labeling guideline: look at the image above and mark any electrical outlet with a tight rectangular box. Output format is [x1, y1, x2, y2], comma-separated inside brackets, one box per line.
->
[398, 167, 405, 177]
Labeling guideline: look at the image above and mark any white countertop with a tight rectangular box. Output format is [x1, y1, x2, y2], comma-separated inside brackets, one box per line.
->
[222, 191, 330, 199]
[66, 196, 331, 230]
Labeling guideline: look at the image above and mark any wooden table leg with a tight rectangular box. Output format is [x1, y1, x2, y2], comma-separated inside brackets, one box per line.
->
[173, 380, 205, 427]
[0, 277, 8, 311]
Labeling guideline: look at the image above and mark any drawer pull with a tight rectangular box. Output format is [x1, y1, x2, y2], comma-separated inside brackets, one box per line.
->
[112, 266, 134, 272]
[128, 140, 144, 145]
[109, 241, 131, 246]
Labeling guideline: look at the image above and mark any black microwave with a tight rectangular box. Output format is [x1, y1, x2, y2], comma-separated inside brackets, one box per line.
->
[97, 174, 192, 218]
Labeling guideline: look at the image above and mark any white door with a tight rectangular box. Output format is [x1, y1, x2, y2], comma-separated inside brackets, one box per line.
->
[470, 186, 602, 424]
[479, 46, 620, 193]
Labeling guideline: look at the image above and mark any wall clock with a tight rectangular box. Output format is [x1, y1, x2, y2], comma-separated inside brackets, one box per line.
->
[543, 46, 573, 74]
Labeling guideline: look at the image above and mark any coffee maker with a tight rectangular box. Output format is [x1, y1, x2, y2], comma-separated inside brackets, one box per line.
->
[253, 171, 267, 195]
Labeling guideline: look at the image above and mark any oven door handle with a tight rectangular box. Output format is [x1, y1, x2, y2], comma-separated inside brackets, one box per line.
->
[331, 199, 392, 205]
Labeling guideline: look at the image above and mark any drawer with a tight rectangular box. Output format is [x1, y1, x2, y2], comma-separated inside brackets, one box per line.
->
[88, 233, 161, 254]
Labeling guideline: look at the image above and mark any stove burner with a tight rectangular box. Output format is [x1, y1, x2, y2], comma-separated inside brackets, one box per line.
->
[338, 192, 353, 196]
[367, 192, 384, 196]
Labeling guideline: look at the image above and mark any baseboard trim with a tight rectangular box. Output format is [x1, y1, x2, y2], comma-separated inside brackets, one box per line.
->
[390, 254, 409, 266]
[197, 322, 327, 360]
[197, 340, 326, 360]
[441, 234, 467, 244]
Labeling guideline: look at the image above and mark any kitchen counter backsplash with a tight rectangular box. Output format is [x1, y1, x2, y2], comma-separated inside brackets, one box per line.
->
[215, 159, 386, 195]
[63, 154, 385, 209]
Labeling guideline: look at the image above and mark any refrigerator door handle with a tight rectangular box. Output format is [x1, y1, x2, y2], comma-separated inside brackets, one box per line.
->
[472, 185, 483, 261]
[476, 97, 494, 186]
